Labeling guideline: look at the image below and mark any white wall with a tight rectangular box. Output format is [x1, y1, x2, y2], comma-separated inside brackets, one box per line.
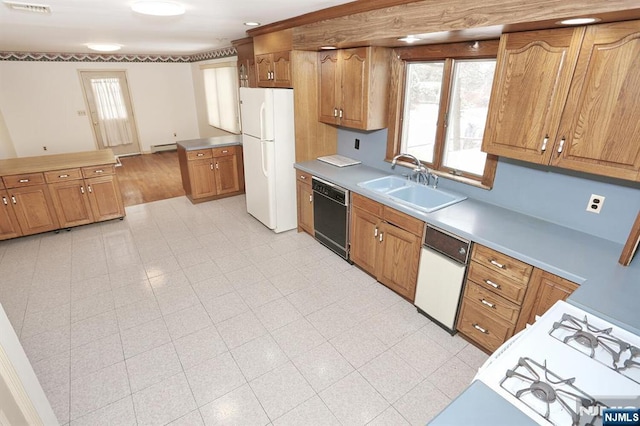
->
[0, 107, 16, 158]
[0, 60, 201, 158]
[190, 57, 237, 139]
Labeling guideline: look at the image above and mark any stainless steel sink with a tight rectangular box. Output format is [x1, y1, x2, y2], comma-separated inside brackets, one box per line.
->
[357, 175, 467, 213]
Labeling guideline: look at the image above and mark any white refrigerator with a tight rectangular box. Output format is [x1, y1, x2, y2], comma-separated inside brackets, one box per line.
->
[239, 87, 297, 233]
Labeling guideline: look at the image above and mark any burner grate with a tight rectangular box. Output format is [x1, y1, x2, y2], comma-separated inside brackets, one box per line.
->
[500, 357, 605, 426]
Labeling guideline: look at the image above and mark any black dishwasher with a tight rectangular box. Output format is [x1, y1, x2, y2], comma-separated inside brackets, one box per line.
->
[312, 177, 350, 260]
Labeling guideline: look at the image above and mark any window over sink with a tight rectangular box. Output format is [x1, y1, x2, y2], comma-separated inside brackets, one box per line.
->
[387, 41, 500, 188]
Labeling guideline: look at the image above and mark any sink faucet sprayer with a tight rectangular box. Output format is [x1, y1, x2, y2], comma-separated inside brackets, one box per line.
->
[391, 153, 438, 188]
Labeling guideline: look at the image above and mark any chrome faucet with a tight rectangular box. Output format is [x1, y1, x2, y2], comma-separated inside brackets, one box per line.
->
[391, 153, 433, 186]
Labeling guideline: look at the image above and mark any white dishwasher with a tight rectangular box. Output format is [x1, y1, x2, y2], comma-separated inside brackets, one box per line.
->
[414, 225, 470, 334]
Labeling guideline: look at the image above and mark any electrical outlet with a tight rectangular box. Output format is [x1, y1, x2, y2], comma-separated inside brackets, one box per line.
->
[355, 138, 360, 150]
[42, 146, 47, 151]
[586, 194, 605, 214]
[173, 133, 177, 137]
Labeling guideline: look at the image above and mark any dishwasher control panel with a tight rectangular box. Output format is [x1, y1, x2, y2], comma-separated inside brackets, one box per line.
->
[424, 226, 470, 264]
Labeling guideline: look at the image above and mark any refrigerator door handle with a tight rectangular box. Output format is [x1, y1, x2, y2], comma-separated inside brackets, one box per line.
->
[259, 102, 266, 141]
[260, 140, 269, 177]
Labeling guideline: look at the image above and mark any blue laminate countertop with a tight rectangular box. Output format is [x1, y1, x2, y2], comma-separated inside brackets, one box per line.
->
[428, 381, 536, 425]
[295, 160, 640, 334]
[177, 135, 241, 151]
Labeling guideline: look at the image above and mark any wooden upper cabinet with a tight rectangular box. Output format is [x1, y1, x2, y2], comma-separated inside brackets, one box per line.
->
[234, 37, 256, 88]
[318, 46, 390, 130]
[256, 52, 292, 88]
[484, 20, 640, 181]
[482, 27, 584, 164]
[552, 20, 640, 181]
[318, 50, 339, 124]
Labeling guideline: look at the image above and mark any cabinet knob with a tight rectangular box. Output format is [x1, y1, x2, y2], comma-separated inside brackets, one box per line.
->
[473, 323, 489, 334]
[299, 175, 306, 180]
[2, 197, 7, 205]
[215, 162, 219, 170]
[379, 232, 383, 243]
[80, 186, 85, 194]
[333, 108, 338, 118]
[210, 163, 214, 170]
[458, 247, 466, 255]
[489, 259, 505, 269]
[87, 185, 92, 193]
[309, 194, 312, 203]
[374, 227, 378, 237]
[11, 196, 17, 204]
[557, 137, 566, 154]
[541, 136, 548, 152]
[339, 109, 343, 119]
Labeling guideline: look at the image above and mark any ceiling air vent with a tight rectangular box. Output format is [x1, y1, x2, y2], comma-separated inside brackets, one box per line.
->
[3, 1, 51, 13]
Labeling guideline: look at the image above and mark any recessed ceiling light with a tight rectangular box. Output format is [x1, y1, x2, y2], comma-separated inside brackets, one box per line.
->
[86, 43, 122, 52]
[398, 35, 420, 43]
[244, 22, 260, 27]
[131, 1, 185, 16]
[320, 46, 337, 50]
[558, 17, 600, 25]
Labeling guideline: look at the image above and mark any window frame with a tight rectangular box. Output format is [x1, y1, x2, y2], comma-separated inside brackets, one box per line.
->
[386, 40, 500, 189]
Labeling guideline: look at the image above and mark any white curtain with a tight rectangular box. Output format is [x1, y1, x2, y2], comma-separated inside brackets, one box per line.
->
[90, 78, 133, 147]
[203, 66, 240, 134]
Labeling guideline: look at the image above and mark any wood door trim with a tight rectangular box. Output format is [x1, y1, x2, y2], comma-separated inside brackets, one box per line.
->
[619, 211, 640, 266]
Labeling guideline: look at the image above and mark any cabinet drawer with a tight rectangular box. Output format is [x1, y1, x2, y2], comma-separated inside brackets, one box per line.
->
[296, 170, 312, 185]
[471, 244, 532, 285]
[187, 149, 213, 160]
[457, 298, 514, 352]
[211, 146, 236, 157]
[468, 261, 528, 304]
[45, 168, 83, 183]
[352, 193, 383, 217]
[82, 165, 115, 178]
[3, 173, 45, 188]
[464, 280, 521, 324]
[383, 206, 424, 237]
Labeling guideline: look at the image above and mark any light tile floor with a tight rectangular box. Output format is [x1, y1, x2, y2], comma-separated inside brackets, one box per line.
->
[0, 195, 488, 425]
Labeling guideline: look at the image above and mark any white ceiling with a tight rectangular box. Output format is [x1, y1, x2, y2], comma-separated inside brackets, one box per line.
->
[0, 0, 353, 55]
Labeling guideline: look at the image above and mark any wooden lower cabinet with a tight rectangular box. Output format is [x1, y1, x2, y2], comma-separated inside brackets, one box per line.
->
[349, 193, 424, 301]
[49, 180, 94, 228]
[178, 145, 245, 203]
[516, 269, 579, 330]
[86, 175, 125, 222]
[296, 171, 313, 234]
[9, 184, 59, 236]
[0, 190, 21, 241]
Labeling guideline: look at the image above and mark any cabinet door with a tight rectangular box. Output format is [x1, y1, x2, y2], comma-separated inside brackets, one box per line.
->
[318, 50, 339, 124]
[272, 51, 292, 88]
[256, 54, 273, 87]
[482, 28, 584, 164]
[86, 175, 125, 222]
[188, 159, 217, 199]
[214, 154, 240, 195]
[339, 47, 368, 129]
[349, 206, 379, 276]
[553, 20, 640, 181]
[49, 180, 94, 228]
[0, 191, 21, 241]
[10, 184, 59, 236]
[296, 181, 313, 234]
[376, 222, 421, 300]
[527, 271, 578, 323]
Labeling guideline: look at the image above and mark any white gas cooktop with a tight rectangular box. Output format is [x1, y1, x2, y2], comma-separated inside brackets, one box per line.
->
[474, 300, 640, 426]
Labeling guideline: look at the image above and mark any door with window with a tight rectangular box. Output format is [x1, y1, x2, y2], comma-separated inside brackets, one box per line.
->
[80, 71, 141, 156]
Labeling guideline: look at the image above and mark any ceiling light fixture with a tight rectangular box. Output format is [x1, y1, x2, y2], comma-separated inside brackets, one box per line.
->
[244, 22, 260, 27]
[558, 17, 599, 25]
[131, 1, 185, 16]
[86, 43, 122, 52]
[398, 35, 420, 44]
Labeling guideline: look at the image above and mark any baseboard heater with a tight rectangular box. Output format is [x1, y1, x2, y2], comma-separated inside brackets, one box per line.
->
[150, 143, 177, 153]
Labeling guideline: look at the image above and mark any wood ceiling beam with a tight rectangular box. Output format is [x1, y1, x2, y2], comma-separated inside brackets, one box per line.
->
[289, 0, 640, 50]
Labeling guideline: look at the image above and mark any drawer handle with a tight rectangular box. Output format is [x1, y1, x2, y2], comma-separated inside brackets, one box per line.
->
[374, 227, 378, 237]
[485, 279, 501, 289]
[59, 174, 69, 178]
[489, 259, 505, 269]
[299, 175, 306, 180]
[197, 153, 204, 157]
[222, 150, 228, 154]
[481, 299, 496, 309]
[11, 196, 17, 204]
[379, 232, 383, 243]
[339, 109, 343, 119]
[309, 194, 312, 203]
[94, 169, 104, 173]
[19, 179, 29, 183]
[540, 135, 548, 152]
[80, 186, 85, 194]
[334, 108, 338, 118]
[473, 323, 489, 334]
[557, 137, 565, 154]
[2, 197, 7, 205]
[215, 162, 219, 170]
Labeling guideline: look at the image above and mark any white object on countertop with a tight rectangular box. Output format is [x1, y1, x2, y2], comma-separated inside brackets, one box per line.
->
[317, 154, 361, 167]
[240, 87, 296, 233]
